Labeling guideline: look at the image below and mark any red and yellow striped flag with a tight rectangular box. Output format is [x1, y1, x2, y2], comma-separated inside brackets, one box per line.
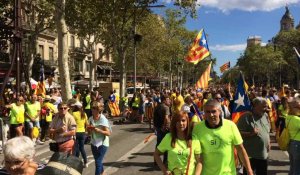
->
[220, 62, 230, 73]
[195, 62, 212, 89]
[185, 29, 210, 65]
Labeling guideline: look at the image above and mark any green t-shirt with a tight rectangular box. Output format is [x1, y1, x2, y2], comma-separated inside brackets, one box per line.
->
[72, 111, 88, 133]
[25, 101, 41, 122]
[192, 120, 243, 175]
[157, 133, 201, 175]
[286, 115, 300, 141]
[85, 95, 91, 109]
[278, 105, 288, 118]
[10, 103, 25, 124]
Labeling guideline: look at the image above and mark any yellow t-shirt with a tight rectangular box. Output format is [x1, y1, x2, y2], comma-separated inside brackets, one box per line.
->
[72, 111, 88, 133]
[43, 102, 57, 122]
[158, 133, 201, 175]
[174, 95, 184, 112]
[192, 120, 243, 175]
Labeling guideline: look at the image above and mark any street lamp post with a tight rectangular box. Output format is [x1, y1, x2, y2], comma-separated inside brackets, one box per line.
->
[132, 3, 165, 93]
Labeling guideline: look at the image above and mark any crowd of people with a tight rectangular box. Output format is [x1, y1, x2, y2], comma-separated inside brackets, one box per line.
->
[0, 88, 111, 175]
[150, 85, 300, 175]
[0, 84, 300, 175]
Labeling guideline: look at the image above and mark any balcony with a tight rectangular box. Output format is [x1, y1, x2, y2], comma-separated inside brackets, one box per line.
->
[69, 47, 87, 60]
[44, 59, 58, 67]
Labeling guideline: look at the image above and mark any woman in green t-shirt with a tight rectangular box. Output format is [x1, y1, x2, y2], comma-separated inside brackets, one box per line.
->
[154, 112, 202, 175]
[6, 96, 25, 138]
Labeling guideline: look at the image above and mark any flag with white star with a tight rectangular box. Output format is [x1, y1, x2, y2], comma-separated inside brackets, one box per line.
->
[231, 73, 251, 123]
[185, 29, 210, 65]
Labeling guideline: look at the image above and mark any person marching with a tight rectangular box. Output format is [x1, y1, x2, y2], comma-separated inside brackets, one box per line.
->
[49, 102, 76, 154]
[71, 101, 88, 168]
[6, 96, 25, 138]
[24, 94, 41, 142]
[88, 101, 111, 175]
[193, 99, 253, 175]
[40, 95, 57, 142]
[154, 111, 202, 175]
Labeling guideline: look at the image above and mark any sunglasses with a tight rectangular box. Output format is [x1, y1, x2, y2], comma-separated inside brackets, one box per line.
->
[59, 107, 68, 110]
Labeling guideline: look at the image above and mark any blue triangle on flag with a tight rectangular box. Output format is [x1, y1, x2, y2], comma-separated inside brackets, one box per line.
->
[232, 74, 252, 113]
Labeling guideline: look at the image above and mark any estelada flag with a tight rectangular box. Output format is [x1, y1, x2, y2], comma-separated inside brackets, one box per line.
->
[185, 29, 210, 65]
[195, 62, 212, 89]
[231, 73, 252, 123]
[220, 62, 230, 73]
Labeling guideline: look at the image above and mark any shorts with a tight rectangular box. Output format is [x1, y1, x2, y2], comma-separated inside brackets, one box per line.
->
[25, 120, 40, 129]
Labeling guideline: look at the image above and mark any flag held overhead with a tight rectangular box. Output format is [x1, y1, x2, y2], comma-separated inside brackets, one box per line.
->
[185, 29, 210, 65]
[195, 62, 212, 89]
[231, 73, 252, 123]
[220, 62, 230, 73]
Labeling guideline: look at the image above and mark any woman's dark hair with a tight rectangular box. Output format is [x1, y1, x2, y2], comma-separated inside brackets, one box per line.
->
[170, 112, 192, 148]
[73, 105, 86, 119]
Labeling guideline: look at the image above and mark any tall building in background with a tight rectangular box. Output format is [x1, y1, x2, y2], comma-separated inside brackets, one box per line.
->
[247, 36, 261, 47]
[280, 5, 294, 31]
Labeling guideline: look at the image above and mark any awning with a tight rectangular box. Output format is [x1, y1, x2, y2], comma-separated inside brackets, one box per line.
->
[97, 65, 113, 70]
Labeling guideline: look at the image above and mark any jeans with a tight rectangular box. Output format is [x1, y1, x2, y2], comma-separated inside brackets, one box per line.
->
[243, 158, 267, 175]
[75, 132, 87, 164]
[288, 140, 300, 175]
[40, 119, 50, 141]
[156, 128, 168, 164]
[91, 145, 108, 175]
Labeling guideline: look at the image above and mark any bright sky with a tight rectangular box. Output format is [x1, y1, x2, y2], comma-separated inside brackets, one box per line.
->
[158, 0, 300, 75]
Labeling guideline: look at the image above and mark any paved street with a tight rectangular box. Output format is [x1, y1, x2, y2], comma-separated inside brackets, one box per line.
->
[0, 121, 291, 175]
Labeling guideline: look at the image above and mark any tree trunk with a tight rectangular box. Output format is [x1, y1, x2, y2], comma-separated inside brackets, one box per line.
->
[90, 52, 96, 91]
[119, 48, 126, 98]
[55, 0, 72, 101]
[27, 35, 37, 79]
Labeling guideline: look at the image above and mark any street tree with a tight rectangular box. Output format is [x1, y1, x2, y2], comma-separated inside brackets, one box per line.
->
[237, 44, 285, 87]
[22, 0, 55, 78]
[54, 0, 72, 101]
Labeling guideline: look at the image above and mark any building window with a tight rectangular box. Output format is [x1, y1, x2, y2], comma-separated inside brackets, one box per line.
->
[70, 35, 75, 48]
[105, 49, 109, 61]
[74, 59, 83, 72]
[86, 61, 91, 72]
[98, 48, 103, 59]
[49, 47, 54, 61]
[38, 45, 44, 58]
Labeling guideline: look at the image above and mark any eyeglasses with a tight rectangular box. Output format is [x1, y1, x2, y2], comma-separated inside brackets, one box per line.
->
[18, 99, 24, 102]
[59, 107, 68, 110]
